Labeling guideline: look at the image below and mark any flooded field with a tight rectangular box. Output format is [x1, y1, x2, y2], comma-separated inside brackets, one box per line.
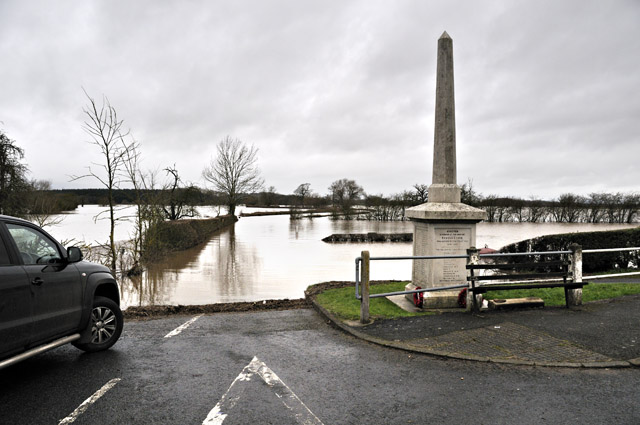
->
[47, 206, 638, 308]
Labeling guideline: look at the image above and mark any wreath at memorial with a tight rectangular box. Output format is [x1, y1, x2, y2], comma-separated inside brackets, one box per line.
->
[413, 287, 424, 309]
[457, 288, 467, 308]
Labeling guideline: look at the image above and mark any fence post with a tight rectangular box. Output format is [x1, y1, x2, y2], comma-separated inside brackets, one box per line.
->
[568, 243, 583, 306]
[360, 251, 370, 324]
[466, 247, 481, 312]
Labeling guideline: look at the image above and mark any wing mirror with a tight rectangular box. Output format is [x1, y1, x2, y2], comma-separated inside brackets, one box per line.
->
[67, 246, 84, 263]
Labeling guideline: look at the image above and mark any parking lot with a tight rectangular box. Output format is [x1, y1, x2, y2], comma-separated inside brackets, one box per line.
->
[1, 308, 639, 424]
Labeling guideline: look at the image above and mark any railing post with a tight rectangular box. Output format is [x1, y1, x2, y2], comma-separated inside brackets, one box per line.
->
[568, 243, 583, 306]
[360, 251, 370, 324]
[466, 247, 481, 312]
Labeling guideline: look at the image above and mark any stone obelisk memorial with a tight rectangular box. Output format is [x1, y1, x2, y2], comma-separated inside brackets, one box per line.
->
[405, 32, 486, 308]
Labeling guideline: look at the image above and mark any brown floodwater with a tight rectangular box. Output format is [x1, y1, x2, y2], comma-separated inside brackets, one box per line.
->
[49, 205, 638, 308]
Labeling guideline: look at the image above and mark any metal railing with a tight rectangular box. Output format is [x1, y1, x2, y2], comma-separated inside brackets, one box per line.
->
[582, 247, 640, 281]
[355, 250, 573, 300]
[355, 246, 640, 323]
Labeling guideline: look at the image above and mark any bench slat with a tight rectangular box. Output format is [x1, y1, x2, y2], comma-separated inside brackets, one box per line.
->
[466, 261, 566, 270]
[468, 271, 568, 281]
[469, 281, 588, 293]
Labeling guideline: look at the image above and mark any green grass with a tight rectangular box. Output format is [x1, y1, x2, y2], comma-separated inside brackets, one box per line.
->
[484, 282, 640, 306]
[586, 268, 638, 275]
[315, 281, 437, 321]
[314, 281, 640, 320]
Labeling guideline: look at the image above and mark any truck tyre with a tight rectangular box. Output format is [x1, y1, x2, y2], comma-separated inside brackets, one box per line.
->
[73, 296, 123, 353]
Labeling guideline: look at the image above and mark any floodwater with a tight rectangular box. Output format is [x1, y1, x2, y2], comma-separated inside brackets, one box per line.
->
[47, 205, 638, 308]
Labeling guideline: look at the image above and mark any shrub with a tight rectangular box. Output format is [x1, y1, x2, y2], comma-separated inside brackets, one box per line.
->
[143, 215, 237, 261]
[500, 227, 640, 272]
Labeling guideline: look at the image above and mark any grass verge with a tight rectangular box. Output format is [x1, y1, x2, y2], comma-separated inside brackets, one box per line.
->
[314, 281, 640, 321]
[484, 282, 640, 306]
[314, 281, 437, 321]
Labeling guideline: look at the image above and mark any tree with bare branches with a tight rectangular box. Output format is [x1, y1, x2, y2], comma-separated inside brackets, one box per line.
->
[412, 183, 429, 204]
[162, 165, 199, 220]
[328, 178, 364, 218]
[293, 183, 312, 206]
[202, 136, 264, 216]
[72, 91, 137, 272]
[26, 179, 65, 228]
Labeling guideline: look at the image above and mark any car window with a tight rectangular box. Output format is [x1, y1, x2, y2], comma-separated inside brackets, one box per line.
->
[6, 223, 61, 265]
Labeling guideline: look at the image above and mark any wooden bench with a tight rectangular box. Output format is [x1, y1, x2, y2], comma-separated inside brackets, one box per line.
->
[466, 259, 588, 311]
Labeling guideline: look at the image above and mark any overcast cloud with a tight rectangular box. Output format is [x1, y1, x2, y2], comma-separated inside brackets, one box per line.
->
[1, 0, 638, 199]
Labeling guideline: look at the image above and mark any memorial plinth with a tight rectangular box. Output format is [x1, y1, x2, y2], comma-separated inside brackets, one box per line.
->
[405, 31, 487, 308]
[406, 202, 485, 308]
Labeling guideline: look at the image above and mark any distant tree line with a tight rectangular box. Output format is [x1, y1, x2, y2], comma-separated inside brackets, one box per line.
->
[49, 187, 217, 209]
[473, 191, 640, 224]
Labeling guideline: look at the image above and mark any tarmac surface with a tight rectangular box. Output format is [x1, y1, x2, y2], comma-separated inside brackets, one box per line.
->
[5, 308, 640, 424]
[311, 282, 640, 368]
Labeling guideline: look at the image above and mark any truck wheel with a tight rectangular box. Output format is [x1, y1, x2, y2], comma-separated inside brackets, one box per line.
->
[73, 296, 123, 353]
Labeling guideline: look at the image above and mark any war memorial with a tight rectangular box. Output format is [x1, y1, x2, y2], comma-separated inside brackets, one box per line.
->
[405, 32, 487, 308]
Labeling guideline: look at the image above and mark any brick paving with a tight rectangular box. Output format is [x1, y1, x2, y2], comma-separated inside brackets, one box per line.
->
[312, 291, 640, 366]
[405, 321, 612, 363]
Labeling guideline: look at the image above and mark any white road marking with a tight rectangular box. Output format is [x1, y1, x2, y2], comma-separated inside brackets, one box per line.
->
[164, 314, 203, 338]
[203, 356, 324, 425]
[58, 378, 121, 424]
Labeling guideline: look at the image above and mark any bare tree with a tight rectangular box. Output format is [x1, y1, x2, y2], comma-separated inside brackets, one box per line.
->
[328, 178, 364, 218]
[121, 142, 166, 267]
[621, 193, 640, 224]
[412, 184, 429, 204]
[162, 165, 199, 220]
[72, 91, 137, 272]
[587, 193, 606, 223]
[508, 197, 526, 222]
[202, 136, 264, 216]
[526, 196, 547, 223]
[293, 183, 312, 206]
[556, 193, 586, 223]
[260, 186, 278, 206]
[481, 195, 499, 222]
[26, 179, 65, 228]
[460, 179, 481, 206]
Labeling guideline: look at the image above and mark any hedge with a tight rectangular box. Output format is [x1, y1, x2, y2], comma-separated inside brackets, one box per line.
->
[500, 227, 640, 273]
[143, 215, 238, 261]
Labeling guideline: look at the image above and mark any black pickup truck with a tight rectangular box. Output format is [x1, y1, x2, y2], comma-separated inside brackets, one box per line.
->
[0, 214, 123, 369]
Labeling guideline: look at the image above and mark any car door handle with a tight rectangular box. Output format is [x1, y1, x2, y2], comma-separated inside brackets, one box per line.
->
[31, 277, 44, 286]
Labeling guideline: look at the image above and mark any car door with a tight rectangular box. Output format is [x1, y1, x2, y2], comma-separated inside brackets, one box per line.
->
[5, 222, 83, 344]
[0, 226, 32, 358]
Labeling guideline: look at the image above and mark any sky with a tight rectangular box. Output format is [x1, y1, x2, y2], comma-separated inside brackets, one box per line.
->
[0, 0, 639, 200]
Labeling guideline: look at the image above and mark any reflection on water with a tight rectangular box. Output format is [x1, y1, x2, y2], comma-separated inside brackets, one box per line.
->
[120, 215, 636, 308]
[44, 205, 638, 308]
[121, 215, 416, 308]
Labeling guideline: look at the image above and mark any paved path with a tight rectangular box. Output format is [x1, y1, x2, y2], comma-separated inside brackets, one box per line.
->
[314, 292, 640, 367]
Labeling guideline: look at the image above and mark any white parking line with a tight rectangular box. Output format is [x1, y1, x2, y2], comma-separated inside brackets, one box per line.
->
[203, 356, 324, 425]
[164, 314, 204, 338]
[58, 378, 121, 424]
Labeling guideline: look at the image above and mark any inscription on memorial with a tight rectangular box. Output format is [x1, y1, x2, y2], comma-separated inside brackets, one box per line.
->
[434, 228, 470, 283]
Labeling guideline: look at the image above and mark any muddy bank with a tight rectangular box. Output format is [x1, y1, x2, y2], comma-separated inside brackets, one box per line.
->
[124, 298, 309, 319]
[123, 282, 358, 319]
[240, 208, 333, 217]
[304, 281, 354, 297]
[323, 232, 413, 243]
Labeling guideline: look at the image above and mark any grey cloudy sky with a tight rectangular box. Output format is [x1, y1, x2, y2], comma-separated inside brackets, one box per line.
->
[1, 0, 638, 200]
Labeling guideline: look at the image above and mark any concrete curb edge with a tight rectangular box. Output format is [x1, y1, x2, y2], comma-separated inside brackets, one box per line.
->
[308, 296, 634, 369]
